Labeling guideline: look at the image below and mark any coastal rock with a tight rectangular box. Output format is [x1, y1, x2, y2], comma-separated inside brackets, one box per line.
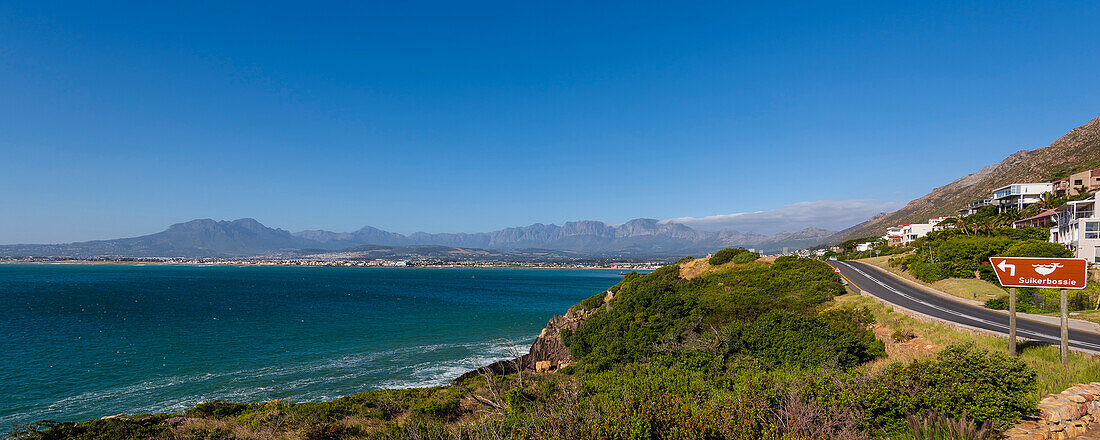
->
[453, 291, 612, 382]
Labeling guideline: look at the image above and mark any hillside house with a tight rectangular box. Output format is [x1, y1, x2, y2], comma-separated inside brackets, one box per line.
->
[1052, 168, 1100, 197]
[884, 219, 945, 246]
[959, 198, 992, 217]
[990, 183, 1053, 211]
[1012, 209, 1058, 229]
[1052, 197, 1100, 262]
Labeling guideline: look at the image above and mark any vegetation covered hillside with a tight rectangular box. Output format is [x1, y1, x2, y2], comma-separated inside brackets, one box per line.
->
[12, 253, 1055, 440]
[839, 115, 1100, 242]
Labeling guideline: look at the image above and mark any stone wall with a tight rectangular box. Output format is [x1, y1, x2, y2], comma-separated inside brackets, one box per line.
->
[1005, 383, 1100, 439]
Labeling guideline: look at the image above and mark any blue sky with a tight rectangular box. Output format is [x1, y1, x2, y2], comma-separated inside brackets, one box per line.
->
[2, 1, 1099, 243]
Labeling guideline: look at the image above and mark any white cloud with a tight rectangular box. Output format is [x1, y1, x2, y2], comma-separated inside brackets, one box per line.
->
[664, 199, 903, 235]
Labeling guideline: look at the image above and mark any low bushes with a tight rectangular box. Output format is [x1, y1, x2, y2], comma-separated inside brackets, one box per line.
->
[859, 344, 1036, 432]
[708, 247, 759, 266]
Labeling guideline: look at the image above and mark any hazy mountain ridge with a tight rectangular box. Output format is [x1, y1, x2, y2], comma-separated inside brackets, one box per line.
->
[0, 217, 837, 258]
[291, 218, 834, 255]
[839, 115, 1100, 241]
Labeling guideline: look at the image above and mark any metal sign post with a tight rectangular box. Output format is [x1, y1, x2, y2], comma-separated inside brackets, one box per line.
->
[988, 257, 1089, 364]
[1061, 288, 1069, 365]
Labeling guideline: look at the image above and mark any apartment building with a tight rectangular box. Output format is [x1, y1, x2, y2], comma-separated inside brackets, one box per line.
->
[1052, 197, 1100, 262]
[1052, 168, 1100, 197]
[990, 183, 1054, 211]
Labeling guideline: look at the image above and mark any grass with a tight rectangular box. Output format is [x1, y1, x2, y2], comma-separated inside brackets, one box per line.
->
[931, 278, 1007, 302]
[832, 292, 1100, 398]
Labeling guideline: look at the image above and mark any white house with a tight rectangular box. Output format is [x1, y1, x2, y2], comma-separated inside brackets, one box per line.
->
[990, 183, 1054, 211]
[1052, 197, 1100, 262]
[884, 220, 941, 246]
[959, 198, 992, 217]
[855, 242, 876, 252]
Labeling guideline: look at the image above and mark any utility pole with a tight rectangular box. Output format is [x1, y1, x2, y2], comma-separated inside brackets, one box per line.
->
[1061, 288, 1069, 365]
[1009, 287, 1017, 356]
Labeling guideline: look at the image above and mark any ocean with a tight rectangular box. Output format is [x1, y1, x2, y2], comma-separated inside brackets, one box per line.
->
[0, 263, 623, 426]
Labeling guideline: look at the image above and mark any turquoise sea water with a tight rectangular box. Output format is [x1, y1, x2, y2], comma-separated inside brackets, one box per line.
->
[0, 264, 623, 426]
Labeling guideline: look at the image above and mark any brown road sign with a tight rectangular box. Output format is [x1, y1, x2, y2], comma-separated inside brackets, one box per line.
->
[988, 257, 1089, 289]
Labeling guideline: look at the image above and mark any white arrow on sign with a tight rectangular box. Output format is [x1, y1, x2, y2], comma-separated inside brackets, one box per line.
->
[997, 260, 1016, 276]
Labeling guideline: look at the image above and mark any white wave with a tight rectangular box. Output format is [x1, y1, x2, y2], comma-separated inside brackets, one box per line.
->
[7, 337, 535, 424]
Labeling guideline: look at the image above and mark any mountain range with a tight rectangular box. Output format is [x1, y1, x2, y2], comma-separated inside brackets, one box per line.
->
[0, 218, 836, 259]
[838, 114, 1100, 241]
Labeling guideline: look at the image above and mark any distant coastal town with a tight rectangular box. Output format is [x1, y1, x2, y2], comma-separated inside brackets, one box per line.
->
[0, 256, 665, 270]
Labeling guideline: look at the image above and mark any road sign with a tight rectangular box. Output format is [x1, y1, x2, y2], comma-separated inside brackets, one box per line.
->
[834, 267, 841, 273]
[988, 257, 1089, 289]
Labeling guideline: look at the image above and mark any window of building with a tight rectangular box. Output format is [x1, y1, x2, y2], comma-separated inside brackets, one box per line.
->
[1086, 222, 1100, 240]
[1075, 179, 1084, 185]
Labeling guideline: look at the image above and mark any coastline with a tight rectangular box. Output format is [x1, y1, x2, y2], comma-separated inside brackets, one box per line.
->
[0, 259, 660, 270]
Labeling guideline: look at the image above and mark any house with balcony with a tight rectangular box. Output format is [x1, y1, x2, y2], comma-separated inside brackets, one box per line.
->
[989, 183, 1053, 211]
[1052, 168, 1100, 197]
[884, 219, 945, 246]
[1052, 197, 1099, 262]
[958, 197, 992, 217]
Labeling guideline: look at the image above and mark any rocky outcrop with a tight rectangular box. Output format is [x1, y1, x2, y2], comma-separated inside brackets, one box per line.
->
[1005, 383, 1100, 439]
[453, 290, 614, 382]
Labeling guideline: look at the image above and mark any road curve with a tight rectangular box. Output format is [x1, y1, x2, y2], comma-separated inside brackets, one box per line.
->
[828, 260, 1100, 354]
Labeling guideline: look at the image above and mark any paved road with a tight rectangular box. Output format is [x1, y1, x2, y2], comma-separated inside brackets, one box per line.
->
[828, 260, 1100, 353]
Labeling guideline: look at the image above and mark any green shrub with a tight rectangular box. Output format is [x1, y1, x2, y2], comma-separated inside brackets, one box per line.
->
[9, 418, 170, 440]
[409, 397, 461, 422]
[186, 400, 251, 418]
[709, 248, 748, 265]
[862, 344, 1037, 431]
[734, 311, 885, 369]
[730, 251, 760, 264]
[999, 240, 1073, 258]
[909, 261, 946, 283]
[676, 256, 695, 264]
[891, 329, 916, 342]
[565, 257, 872, 372]
[984, 296, 1037, 313]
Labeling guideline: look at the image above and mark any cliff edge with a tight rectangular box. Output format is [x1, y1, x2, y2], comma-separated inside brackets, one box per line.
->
[453, 289, 614, 382]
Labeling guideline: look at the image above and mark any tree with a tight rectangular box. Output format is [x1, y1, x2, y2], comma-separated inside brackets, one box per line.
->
[1037, 192, 1062, 210]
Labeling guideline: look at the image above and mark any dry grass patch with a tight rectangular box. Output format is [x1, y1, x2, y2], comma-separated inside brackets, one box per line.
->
[678, 255, 776, 280]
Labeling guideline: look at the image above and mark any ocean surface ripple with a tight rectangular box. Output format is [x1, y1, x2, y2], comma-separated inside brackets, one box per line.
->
[0, 264, 622, 425]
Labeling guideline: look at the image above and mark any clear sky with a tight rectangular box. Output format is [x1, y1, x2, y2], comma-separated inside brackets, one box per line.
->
[2, 1, 1099, 243]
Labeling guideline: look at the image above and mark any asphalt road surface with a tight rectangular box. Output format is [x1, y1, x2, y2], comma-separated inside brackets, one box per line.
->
[828, 260, 1100, 353]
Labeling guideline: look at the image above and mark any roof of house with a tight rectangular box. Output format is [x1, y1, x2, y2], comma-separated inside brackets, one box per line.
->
[1012, 209, 1058, 225]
